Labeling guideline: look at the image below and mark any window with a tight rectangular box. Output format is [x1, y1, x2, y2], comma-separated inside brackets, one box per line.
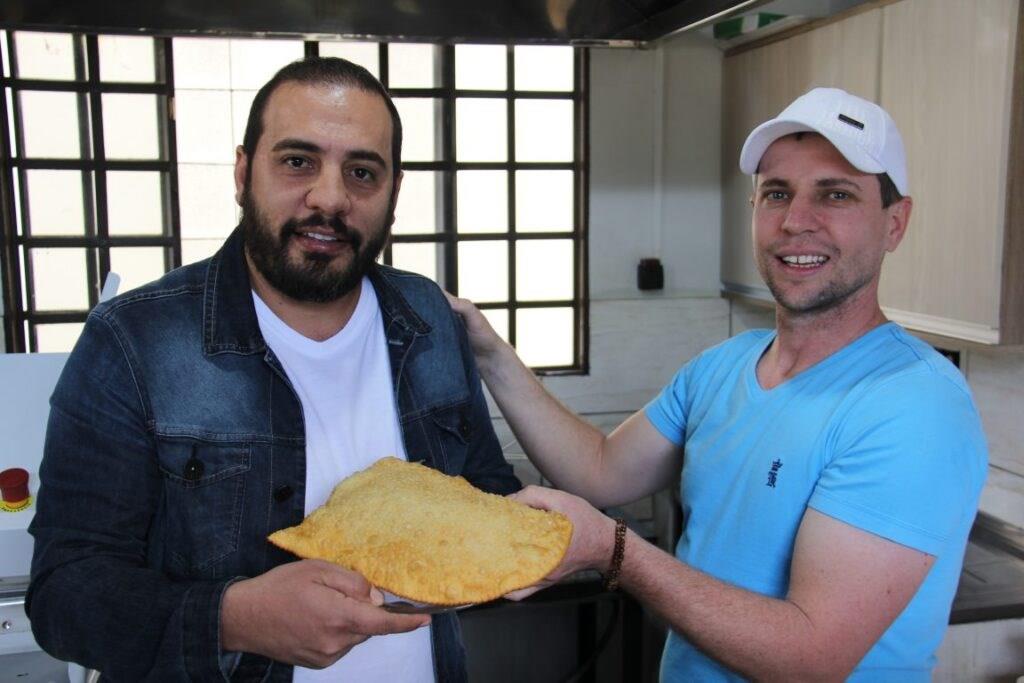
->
[0, 31, 589, 372]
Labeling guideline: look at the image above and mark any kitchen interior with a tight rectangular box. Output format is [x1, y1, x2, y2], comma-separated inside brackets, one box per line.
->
[1, 0, 1023, 681]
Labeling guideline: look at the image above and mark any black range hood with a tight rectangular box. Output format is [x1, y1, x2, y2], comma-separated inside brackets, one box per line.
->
[0, 0, 770, 45]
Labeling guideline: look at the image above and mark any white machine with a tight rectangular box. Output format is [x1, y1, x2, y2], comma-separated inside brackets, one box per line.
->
[1, 272, 119, 681]
[0, 352, 72, 681]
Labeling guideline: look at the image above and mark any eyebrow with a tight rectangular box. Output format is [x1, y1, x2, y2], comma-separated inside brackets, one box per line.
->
[757, 177, 863, 191]
[271, 138, 323, 154]
[270, 139, 389, 169]
[347, 149, 388, 168]
[815, 177, 863, 191]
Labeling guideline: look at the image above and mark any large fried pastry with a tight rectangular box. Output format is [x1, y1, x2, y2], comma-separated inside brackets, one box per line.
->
[268, 457, 573, 605]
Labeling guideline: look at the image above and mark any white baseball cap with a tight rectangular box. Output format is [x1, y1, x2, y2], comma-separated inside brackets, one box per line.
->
[739, 87, 909, 195]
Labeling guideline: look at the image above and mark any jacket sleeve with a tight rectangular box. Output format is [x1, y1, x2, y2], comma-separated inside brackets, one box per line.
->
[450, 309, 522, 497]
[26, 312, 233, 681]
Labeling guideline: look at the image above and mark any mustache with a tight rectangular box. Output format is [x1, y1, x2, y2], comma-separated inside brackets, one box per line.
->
[282, 214, 363, 250]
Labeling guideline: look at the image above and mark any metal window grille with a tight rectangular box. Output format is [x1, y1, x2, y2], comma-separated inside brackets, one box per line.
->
[0, 32, 588, 373]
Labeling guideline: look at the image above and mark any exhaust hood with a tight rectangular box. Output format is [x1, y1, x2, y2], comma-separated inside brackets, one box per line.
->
[0, 0, 770, 45]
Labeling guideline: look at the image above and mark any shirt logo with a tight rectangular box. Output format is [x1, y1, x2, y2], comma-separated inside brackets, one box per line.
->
[766, 459, 783, 488]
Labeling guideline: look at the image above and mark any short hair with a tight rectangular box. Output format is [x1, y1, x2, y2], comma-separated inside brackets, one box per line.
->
[876, 172, 902, 209]
[241, 56, 402, 183]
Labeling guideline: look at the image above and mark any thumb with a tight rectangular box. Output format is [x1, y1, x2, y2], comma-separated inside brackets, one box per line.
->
[312, 561, 373, 601]
[508, 485, 558, 512]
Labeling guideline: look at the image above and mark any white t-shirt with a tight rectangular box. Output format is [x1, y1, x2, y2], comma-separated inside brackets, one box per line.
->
[253, 279, 434, 683]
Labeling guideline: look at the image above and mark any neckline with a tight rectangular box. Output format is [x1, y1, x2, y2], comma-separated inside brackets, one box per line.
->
[252, 277, 377, 356]
[745, 322, 895, 397]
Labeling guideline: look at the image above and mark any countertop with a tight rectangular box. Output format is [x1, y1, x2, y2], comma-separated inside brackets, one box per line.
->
[949, 512, 1024, 624]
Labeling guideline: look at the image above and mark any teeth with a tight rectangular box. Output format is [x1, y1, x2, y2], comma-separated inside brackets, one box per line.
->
[782, 254, 827, 265]
[302, 232, 338, 242]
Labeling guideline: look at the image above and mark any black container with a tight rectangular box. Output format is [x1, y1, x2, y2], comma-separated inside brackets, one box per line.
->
[637, 258, 664, 290]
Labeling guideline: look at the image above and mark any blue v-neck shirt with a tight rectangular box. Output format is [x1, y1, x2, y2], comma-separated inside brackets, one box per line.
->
[646, 323, 987, 682]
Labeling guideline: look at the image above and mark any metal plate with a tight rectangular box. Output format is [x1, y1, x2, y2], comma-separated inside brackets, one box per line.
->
[382, 600, 474, 615]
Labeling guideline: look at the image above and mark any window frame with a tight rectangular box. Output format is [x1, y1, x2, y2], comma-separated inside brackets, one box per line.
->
[0, 32, 181, 352]
[0, 32, 589, 374]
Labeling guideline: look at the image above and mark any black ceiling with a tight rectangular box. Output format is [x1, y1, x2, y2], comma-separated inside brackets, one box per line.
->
[0, 0, 768, 45]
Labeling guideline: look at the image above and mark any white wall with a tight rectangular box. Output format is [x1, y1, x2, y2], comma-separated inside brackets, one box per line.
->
[587, 37, 722, 302]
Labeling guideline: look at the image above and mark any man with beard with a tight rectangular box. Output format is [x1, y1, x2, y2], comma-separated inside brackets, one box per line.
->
[28, 57, 519, 682]
[448, 88, 987, 681]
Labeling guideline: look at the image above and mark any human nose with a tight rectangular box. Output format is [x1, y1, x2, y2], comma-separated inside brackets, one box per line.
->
[780, 195, 820, 234]
[305, 167, 351, 216]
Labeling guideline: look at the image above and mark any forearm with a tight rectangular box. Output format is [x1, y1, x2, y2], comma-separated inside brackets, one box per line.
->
[620, 532, 853, 681]
[476, 341, 615, 504]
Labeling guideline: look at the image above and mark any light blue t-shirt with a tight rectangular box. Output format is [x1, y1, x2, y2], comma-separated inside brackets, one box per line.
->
[645, 323, 987, 682]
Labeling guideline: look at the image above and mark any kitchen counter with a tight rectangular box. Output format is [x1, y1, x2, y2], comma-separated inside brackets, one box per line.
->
[949, 512, 1024, 624]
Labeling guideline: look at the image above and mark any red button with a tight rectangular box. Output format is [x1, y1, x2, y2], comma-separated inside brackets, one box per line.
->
[0, 468, 30, 504]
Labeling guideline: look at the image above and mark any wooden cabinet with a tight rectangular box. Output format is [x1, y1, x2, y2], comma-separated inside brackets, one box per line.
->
[720, 0, 1024, 344]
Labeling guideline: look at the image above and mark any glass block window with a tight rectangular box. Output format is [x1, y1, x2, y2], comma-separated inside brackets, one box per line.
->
[0, 31, 176, 353]
[1, 32, 589, 373]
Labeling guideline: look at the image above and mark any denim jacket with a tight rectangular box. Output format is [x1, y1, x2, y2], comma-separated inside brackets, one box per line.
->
[27, 227, 520, 682]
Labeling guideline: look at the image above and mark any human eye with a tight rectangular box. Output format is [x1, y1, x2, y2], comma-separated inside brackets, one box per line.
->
[282, 155, 312, 170]
[761, 189, 788, 202]
[827, 190, 850, 201]
[351, 167, 376, 182]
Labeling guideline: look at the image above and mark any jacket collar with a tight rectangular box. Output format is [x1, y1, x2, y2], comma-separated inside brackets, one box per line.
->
[368, 264, 432, 337]
[203, 227, 430, 355]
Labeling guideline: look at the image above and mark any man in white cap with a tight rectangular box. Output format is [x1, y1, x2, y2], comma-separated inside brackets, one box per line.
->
[447, 87, 988, 680]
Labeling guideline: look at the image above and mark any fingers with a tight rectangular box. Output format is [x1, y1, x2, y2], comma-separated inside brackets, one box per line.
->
[307, 559, 374, 601]
[508, 485, 560, 511]
[343, 598, 431, 635]
[504, 584, 544, 601]
[440, 290, 471, 317]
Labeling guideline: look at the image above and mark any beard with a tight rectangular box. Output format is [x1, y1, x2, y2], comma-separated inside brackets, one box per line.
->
[757, 249, 875, 316]
[239, 186, 392, 304]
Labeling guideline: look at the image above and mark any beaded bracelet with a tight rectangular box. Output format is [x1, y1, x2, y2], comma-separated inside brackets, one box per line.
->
[603, 517, 627, 591]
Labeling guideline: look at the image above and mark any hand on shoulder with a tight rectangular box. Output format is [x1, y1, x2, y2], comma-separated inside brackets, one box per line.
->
[444, 291, 509, 362]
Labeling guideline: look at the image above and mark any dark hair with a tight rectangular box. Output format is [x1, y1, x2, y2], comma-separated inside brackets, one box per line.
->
[241, 56, 402, 183]
[876, 172, 902, 209]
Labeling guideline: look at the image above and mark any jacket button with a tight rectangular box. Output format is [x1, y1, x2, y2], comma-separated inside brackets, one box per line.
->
[184, 455, 204, 481]
[458, 418, 471, 440]
[273, 485, 294, 503]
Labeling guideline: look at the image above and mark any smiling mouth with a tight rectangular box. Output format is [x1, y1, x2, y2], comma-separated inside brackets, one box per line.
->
[779, 254, 829, 269]
[297, 231, 343, 243]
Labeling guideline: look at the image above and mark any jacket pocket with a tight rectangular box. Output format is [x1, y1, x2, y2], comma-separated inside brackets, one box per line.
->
[429, 403, 472, 476]
[155, 437, 251, 575]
